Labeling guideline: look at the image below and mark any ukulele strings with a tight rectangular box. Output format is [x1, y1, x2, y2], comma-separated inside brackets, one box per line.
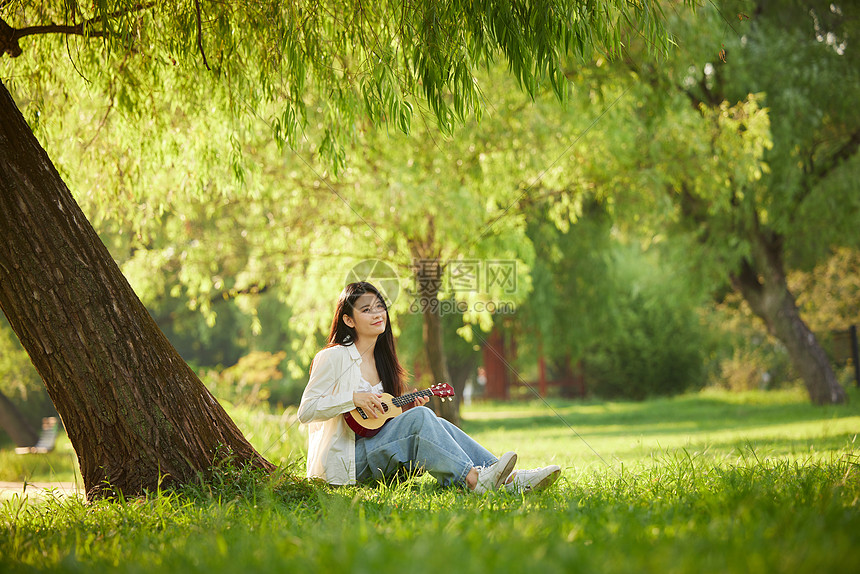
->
[392, 388, 435, 407]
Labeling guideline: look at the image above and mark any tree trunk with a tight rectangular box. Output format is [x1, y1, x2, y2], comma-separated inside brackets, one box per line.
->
[0, 81, 273, 499]
[413, 258, 459, 425]
[447, 349, 479, 407]
[731, 228, 847, 405]
[0, 388, 38, 447]
[482, 328, 510, 399]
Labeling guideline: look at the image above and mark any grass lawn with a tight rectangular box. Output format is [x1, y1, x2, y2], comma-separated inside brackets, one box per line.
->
[1, 386, 859, 573]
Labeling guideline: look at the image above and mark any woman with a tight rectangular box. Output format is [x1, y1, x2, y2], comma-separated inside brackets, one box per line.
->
[298, 281, 561, 493]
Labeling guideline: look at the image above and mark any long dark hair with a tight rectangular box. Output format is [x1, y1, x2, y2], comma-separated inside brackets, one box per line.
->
[325, 281, 407, 397]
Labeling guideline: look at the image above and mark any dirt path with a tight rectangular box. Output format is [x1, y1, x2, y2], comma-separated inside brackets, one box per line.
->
[0, 481, 83, 500]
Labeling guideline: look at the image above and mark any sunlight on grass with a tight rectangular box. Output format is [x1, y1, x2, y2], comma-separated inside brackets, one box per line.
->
[461, 387, 860, 472]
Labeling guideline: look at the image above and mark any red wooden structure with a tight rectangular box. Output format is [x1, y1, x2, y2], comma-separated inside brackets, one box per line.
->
[481, 328, 586, 399]
[482, 328, 510, 399]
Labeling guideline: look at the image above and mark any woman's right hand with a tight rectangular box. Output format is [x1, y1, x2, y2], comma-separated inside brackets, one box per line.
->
[353, 391, 385, 419]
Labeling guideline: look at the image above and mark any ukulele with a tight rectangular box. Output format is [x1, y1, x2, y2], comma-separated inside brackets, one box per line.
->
[344, 383, 456, 438]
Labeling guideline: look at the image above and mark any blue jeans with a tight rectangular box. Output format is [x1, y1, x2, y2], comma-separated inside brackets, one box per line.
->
[354, 406, 498, 487]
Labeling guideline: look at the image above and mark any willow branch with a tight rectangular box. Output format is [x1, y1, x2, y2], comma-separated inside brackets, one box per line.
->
[0, 2, 156, 58]
[194, 0, 210, 71]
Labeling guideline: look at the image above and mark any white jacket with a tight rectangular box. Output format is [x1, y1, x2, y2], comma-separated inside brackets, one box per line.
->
[297, 344, 365, 485]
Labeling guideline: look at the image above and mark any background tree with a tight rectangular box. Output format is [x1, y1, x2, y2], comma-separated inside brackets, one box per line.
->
[568, 0, 859, 404]
[513, 182, 711, 401]
[0, 1, 678, 497]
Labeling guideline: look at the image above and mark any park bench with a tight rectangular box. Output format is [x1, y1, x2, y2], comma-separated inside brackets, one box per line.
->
[15, 417, 59, 454]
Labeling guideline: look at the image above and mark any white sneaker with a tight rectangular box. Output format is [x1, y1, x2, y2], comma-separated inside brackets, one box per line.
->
[473, 452, 517, 494]
[504, 465, 561, 493]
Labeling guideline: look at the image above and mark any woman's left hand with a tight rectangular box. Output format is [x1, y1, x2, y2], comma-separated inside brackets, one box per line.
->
[410, 388, 430, 408]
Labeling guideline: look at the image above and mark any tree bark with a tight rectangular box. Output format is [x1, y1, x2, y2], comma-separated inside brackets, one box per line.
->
[0, 81, 273, 499]
[0, 388, 38, 447]
[731, 227, 847, 405]
[412, 257, 460, 425]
